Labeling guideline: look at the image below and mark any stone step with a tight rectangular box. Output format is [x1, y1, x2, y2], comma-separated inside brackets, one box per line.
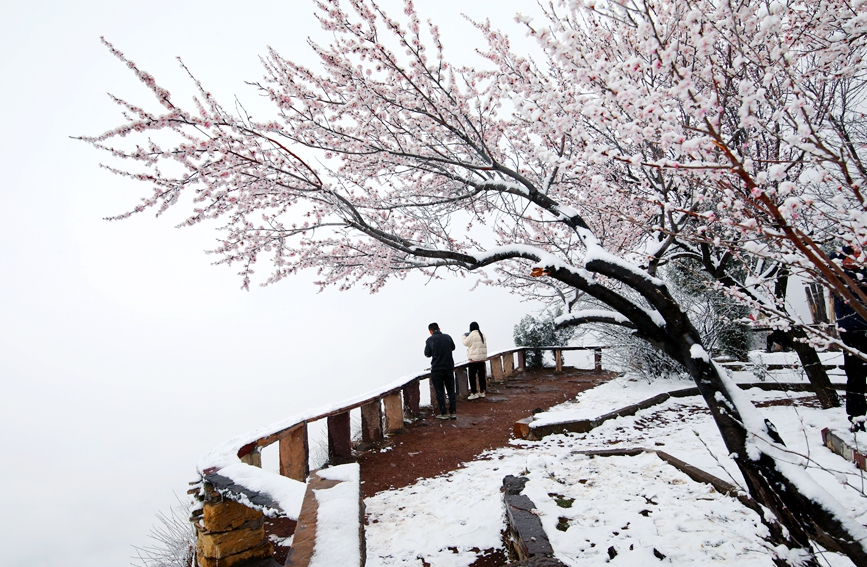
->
[822, 428, 867, 471]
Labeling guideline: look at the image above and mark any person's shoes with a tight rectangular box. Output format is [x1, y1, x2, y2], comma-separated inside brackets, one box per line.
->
[479, 391, 486, 398]
[467, 393, 479, 400]
[450, 413, 457, 420]
[436, 414, 449, 420]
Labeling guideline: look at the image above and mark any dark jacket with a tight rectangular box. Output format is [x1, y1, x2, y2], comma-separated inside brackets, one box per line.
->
[425, 330, 455, 372]
[833, 251, 867, 331]
[835, 294, 867, 331]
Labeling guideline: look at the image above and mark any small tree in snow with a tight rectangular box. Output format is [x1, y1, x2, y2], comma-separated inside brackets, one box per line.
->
[133, 500, 195, 567]
[513, 309, 576, 368]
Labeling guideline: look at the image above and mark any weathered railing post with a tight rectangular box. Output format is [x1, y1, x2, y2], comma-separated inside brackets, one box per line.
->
[427, 376, 436, 409]
[517, 349, 525, 371]
[594, 348, 603, 371]
[279, 423, 309, 481]
[555, 349, 563, 373]
[383, 393, 405, 435]
[490, 356, 504, 383]
[455, 366, 469, 397]
[360, 401, 383, 446]
[403, 379, 420, 418]
[239, 447, 262, 468]
[503, 352, 514, 377]
[327, 412, 352, 464]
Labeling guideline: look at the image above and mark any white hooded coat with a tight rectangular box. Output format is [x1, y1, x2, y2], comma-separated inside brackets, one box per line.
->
[461, 330, 488, 362]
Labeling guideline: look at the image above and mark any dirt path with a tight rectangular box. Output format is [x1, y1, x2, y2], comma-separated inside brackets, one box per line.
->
[356, 366, 615, 499]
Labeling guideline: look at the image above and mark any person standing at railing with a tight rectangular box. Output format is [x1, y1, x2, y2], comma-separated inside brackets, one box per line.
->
[462, 322, 488, 400]
[834, 246, 867, 431]
[425, 322, 457, 420]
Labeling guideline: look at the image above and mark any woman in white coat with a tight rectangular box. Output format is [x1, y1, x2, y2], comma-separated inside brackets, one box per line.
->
[461, 321, 488, 399]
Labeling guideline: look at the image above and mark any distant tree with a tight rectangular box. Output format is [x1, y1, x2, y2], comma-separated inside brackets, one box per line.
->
[513, 310, 575, 368]
[665, 259, 752, 361]
[599, 258, 752, 381]
[82, 0, 867, 562]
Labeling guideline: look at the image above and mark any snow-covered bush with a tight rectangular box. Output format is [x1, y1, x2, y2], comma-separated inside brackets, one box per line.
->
[514, 310, 576, 368]
[665, 260, 753, 361]
[595, 325, 685, 382]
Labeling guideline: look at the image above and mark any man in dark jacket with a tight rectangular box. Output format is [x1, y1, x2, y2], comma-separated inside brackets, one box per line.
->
[425, 322, 457, 420]
[834, 247, 867, 430]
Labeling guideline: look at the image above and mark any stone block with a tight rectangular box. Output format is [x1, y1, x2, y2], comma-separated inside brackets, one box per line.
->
[197, 522, 268, 558]
[196, 540, 273, 567]
[823, 428, 867, 471]
[503, 353, 514, 377]
[503, 475, 554, 561]
[513, 417, 533, 440]
[360, 401, 383, 444]
[383, 393, 404, 435]
[202, 499, 262, 533]
[491, 357, 504, 382]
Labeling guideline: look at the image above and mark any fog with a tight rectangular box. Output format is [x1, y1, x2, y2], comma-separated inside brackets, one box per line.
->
[0, 2, 541, 566]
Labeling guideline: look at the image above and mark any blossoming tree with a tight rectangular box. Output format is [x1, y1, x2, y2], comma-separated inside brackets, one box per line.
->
[510, 0, 867, 353]
[82, 0, 867, 563]
[501, 0, 858, 407]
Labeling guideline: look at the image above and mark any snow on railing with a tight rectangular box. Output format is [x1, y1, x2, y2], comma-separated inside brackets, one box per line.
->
[189, 345, 605, 567]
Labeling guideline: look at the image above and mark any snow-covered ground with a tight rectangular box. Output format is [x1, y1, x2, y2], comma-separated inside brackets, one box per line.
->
[364, 353, 867, 566]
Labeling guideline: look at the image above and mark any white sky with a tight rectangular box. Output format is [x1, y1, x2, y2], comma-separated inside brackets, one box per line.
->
[0, 2, 543, 566]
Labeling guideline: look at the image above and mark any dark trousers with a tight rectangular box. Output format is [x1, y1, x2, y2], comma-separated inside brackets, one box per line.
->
[431, 370, 457, 415]
[468, 361, 487, 393]
[842, 330, 867, 419]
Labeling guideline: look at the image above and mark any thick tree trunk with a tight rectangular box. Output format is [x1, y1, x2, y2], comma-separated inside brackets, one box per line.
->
[786, 327, 841, 409]
[774, 269, 841, 409]
[550, 261, 863, 564]
[680, 343, 866, 565]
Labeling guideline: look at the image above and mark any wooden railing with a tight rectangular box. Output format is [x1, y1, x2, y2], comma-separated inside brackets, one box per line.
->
[191, 345, 605, 567]
[220, 346, 605, 480]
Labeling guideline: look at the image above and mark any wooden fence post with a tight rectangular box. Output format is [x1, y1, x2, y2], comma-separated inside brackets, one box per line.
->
[491, 357, 504, 383]
[327, 412, 352, 464]
[503, 352, 514, 377]
[403, 379, 420, 418]
[517, 350, 525, 371]
[239, 448, 262, 468]
[279, 423, 309, 481]
[383, 393, 405, 435]
[555, 350, 563, 373]
[360, 400, 383, 445]
[594, 348, 603, 372]
[455, 367, 469, 398]
[428, 376, 437, 410]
